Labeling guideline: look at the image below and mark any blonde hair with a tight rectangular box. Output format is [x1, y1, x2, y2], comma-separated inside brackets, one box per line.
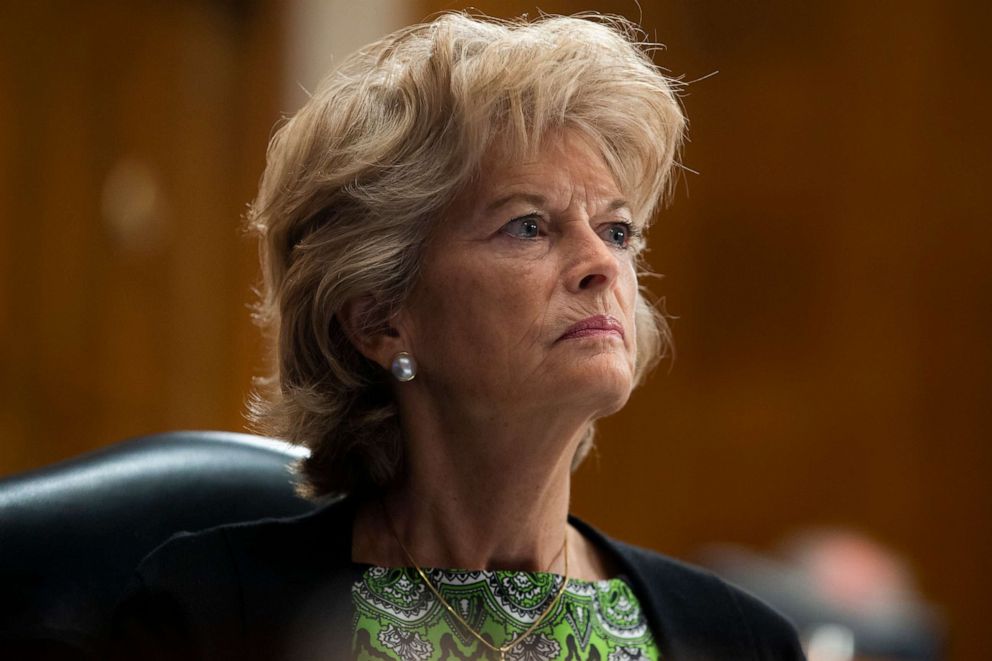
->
[247, 12, 685, 499]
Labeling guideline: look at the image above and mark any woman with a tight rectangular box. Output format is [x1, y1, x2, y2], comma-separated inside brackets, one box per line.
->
[110, 12, 805, 661]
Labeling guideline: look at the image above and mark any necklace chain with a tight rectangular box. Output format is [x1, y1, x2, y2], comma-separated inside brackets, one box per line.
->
[381, 502, 570, 661]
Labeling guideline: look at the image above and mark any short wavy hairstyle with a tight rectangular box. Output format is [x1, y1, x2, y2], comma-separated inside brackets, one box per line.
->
[247, 12, 686, 499]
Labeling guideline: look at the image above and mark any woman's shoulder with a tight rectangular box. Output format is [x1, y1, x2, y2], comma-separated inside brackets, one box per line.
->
[133, 496, 350, 578]
[571, 517, 806, 660]
[616, 538, 802, 649]
[108, 499, 357, 660]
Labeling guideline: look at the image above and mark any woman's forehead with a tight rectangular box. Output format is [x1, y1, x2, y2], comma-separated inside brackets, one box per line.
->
[471, 133, 628, 210]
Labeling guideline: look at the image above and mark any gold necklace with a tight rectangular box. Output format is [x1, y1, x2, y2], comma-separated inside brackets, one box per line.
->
[382, 503, 570, 661]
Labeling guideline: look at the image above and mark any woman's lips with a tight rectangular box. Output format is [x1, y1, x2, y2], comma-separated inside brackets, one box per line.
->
[557, 315, 625, 342]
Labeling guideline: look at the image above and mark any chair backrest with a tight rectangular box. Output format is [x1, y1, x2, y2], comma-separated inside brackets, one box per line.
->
[0, 430, 315, 656]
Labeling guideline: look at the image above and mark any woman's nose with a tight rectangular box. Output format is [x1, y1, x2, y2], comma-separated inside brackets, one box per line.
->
[562, 226, 621, 293]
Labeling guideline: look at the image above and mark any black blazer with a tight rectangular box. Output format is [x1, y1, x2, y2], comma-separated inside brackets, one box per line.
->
[108, 498, 805, 660]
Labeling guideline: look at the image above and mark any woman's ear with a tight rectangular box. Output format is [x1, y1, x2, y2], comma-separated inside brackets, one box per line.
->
[338, 295, 405, 369]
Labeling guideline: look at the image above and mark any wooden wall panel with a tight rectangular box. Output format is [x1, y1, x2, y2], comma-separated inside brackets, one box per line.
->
[0, 1, 282, 471]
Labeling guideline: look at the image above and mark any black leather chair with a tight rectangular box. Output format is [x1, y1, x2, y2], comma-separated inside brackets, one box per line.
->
[0, 431, 315, 658]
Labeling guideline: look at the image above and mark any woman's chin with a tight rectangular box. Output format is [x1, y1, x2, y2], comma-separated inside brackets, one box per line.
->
[553, 362, 634, 417]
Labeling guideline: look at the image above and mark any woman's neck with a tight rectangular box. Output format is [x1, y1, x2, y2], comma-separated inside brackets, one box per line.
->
[351, 405, 612, 580]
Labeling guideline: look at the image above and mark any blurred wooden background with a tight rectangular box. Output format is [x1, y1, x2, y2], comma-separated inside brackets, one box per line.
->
[0, 1, 280, 465]
[1, 1, 989, 659]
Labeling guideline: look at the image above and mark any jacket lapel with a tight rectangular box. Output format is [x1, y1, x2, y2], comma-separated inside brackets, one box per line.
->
[569, 515, 756, 661]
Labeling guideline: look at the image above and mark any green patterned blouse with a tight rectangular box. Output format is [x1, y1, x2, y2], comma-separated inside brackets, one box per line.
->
[351, 566, 660, 660]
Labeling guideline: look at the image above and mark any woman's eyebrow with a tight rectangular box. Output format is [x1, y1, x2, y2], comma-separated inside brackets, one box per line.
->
[606, 198, 631, 214]
[484, 193, 630, 214]
[484, 192, 547, 213]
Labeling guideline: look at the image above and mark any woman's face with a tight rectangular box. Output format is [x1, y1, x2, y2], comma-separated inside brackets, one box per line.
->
[396, 131, 641, 423]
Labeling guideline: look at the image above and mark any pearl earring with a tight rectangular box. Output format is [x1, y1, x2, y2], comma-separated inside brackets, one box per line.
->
[390, 351, 416, 382]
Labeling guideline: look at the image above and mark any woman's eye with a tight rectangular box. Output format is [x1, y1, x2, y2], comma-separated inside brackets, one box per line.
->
[502, 216, 542, 239]
[600, 222, 634, 248]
